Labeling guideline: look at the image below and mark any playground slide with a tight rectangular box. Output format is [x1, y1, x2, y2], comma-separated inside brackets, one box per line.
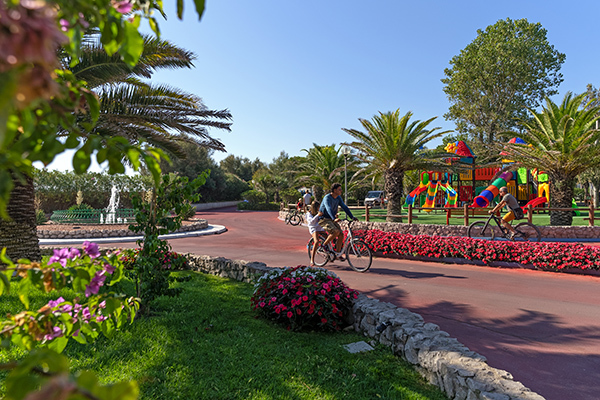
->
[472, 171, 514, 207]
[572, 198, 581, 216]
[404, 172, 430, 206]
[423, 181, 439, 211]
[521, 196, 546, 211]
[439, 182, 458, 207]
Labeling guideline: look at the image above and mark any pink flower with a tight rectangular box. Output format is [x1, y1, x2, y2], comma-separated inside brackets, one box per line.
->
[111, 0, 133, 13]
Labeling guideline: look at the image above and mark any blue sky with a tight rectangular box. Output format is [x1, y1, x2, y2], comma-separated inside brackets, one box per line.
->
[43, 0, 600, 171]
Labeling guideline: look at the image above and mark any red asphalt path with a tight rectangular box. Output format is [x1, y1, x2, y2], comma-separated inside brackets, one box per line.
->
[102, 207, 600, 400]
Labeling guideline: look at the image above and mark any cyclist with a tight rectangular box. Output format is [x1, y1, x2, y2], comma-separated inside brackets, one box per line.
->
[318, 183, 358, 259]
[488, 186, 523, 239]
[306, 200, 324, 266]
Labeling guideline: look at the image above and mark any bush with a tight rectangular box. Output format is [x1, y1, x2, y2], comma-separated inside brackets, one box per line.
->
[180, 201, 197, 220]
[35, 209, 47, 225]
[119, 248, 189, 271]
[68, 203, 94, 211]
[237, 202, 280, 211]
[241, 189, 266, 204]
[279, 188, 301, 205]
[251, 266, 359, 331]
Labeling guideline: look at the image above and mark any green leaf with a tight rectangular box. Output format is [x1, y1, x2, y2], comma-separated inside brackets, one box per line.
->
[18, 278, 32, 309]
[0, 269, 10, 295]
[97, 380, 140, 400]
[73, 147, 92, 174]
[149, 17, 161, 37]
[176, 0, 183, 19]
[84, 90, 100, 124]
[76, 370, 99, 391]
[121, 16, 144, 66]
[193, 0, 205, 20]
[47, 336, 68, 353]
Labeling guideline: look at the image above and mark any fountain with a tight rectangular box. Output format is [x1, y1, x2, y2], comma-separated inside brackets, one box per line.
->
[104, 185, 120, 224]
[50, 185, 134, 224]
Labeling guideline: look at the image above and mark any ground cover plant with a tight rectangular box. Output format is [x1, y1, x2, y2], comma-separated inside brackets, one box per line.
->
[358, 229, 600, 272]
[0, 272, 448, 400]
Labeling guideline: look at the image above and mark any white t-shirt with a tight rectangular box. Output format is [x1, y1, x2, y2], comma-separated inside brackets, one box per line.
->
[306, 211, 324, 234]
[303, 192, 312, 206]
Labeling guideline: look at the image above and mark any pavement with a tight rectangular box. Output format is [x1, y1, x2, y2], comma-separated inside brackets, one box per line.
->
[46, 206, 600, 400]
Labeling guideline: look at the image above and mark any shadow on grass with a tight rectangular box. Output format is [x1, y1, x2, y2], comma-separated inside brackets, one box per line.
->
[63, 272, 448, 400]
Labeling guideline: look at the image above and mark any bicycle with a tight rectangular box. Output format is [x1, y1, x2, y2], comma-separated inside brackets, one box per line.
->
[467, 212, 541, 242]
[306, 218, 373, 272]
[285, 209, 302, 226]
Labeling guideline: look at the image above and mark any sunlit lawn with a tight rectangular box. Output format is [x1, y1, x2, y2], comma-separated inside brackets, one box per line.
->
[0, 272, 448, 400]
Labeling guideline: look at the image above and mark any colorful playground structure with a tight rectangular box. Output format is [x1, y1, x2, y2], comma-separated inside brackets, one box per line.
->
[404, 139, 574, 213]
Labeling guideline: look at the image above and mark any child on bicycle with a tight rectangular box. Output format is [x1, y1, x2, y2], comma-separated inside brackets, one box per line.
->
[488, 186, 523, 239]
[306, 200, 324, 266]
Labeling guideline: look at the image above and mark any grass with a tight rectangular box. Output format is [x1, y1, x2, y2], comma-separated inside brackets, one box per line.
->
[0, 272, 448, 400]
[344, 208, 600, 227]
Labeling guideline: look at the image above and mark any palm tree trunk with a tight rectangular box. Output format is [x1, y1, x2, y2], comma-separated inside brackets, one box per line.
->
[0, 173, 41, 261]
[549, 175, 575, 226]
[385, 169, 404, 223]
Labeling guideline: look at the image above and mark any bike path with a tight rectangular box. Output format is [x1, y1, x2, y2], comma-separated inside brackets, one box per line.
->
[97, 207, 600, 400]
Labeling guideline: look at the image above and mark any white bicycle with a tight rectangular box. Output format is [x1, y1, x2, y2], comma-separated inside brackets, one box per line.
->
[306, 219, 373, 272]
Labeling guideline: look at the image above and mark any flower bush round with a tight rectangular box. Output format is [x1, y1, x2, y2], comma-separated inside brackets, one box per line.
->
[251, 266, 359, 331]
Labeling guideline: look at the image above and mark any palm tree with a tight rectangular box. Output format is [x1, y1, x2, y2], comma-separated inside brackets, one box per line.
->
[498, 92, 600, 225]
[66, 34, 232, 155]
[297, 144, 358, 201]
[342, 110, 451, 222]
[0, 36, 232, 261]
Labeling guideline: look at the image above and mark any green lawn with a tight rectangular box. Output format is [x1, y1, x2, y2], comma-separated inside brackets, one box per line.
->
[0, 272, 447, 400]
[343, 208, 600, 227]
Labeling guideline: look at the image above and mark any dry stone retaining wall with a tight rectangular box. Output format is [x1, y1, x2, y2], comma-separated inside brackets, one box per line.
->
[183, 253, 545, 400]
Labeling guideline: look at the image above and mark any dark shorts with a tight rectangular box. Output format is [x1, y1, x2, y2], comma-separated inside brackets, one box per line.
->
[318, 218, 342, 235]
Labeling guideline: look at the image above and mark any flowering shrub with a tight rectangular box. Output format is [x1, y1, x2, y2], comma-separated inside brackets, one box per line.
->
[251, 266, 359, 331]
[0, 241, 139, 353]
[119, 248, 189, 270]
[358, 229, 600, 272]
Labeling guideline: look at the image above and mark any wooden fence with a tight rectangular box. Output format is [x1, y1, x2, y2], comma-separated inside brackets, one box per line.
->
[360, 204, 596, 226]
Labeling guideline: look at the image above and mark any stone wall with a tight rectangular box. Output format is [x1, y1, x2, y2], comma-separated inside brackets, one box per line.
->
[280, 210, 600, 239]
[183, 253, 544, 400]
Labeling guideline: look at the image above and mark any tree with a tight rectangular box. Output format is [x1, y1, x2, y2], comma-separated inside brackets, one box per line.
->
[1, 35, 232, 261]
[297, 144, 357, 201]
[499, 92, 600, 225]
[160, 143, 249, 202]
[220, 155, 265, 181]
[442, 18, 565, 144]
[343, 110, 451, 222]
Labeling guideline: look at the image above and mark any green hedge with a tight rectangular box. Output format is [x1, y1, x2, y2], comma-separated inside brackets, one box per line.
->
[237, 202, 280, 211]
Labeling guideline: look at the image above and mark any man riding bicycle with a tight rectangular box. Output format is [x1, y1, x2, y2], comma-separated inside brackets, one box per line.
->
[318, 183, 358, 260]
[488, 186, 523, 239]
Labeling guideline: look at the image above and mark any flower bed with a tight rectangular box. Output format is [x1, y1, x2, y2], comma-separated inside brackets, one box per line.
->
[358, 229, 600, 272]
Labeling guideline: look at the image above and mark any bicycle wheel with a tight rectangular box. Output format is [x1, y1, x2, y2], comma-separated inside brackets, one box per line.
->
[289, 213, 302, 226]
[307, 238, 329, 267]
[345, 239, 372, 272]
[467, 221, 495, 240]
[514, 222, 541, 242]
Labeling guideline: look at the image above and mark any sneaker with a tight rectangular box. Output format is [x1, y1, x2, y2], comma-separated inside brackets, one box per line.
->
[507, 232, 516, 240]
[337, 255, 346, 262]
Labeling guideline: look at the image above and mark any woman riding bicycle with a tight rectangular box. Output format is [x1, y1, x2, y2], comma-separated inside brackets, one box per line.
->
[488, 186, 523, 239]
